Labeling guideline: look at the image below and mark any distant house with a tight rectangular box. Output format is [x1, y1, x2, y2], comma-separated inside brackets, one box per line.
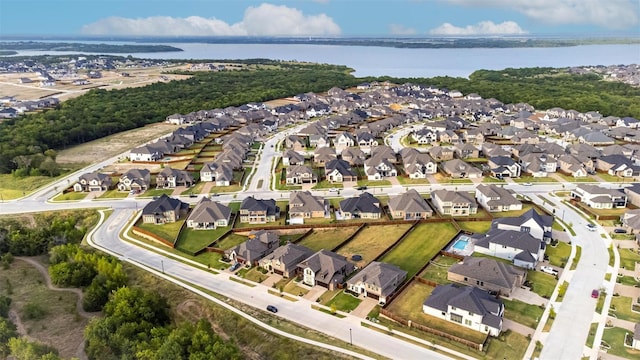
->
[155, 167, 194, 189]
[325, 159, 358, 183]
[289, 191, 326, 222]
[492, 208, 553, 243]
[286, 165, 318, 185]
[454, 143, 480, 159]
[423, 284, 504, 337]
[473, 229, 545, 269]
[429, 146, 454, 161]
[596, 155, 640, 178]
[117, 169, 151, 192]
[346, 262, 407, 305]
[225, 230, 280, 266]
[282, 150, 305, 166]
[200, 162, 233, 186]
[441, 159, 482, 179]
[488, 156, 521, 178]
[364, 156, 397, 180]
[339, 192, 382, 219]
[259, 243, 314, 278]
[624, 184, 640, 208]
[341, 147, 367, 166]
[285, 135, 306, 152]
[431, 190, 478, 217]
[239, 196, 280, 224]
[141, 194, 189, 224]
[620, 209, 640, 233]
[314, 147, 337, 165]
[130, 144, 163, 162]
[298, 250, 355, 290]
[448, 257, 526, 296]
[186, 197, 231, 230]
[73, 172, 112, 192]
[475, 184, 522, 212]
[571, 184, 628, 209]
[388, 189, 433, 220]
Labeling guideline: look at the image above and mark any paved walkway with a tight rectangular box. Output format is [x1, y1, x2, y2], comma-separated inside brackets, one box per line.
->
[503, 318, 535, 337]
[599, 351, 631, 360]
[350, 297, 378, 318]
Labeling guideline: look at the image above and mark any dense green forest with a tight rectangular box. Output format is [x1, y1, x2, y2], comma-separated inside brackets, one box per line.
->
[1, 63, 639, 175]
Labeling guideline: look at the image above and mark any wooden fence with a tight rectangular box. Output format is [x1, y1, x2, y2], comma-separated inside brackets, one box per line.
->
[131, 226, 175, 248]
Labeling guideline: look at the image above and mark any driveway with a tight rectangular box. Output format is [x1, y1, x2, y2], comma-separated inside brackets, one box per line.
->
[503, 318, 535, 337]
[262, 273, 282, 288]
[350, 297, 378, 318]
[302, 285, 327, 302]
[507, 287, 548, 307]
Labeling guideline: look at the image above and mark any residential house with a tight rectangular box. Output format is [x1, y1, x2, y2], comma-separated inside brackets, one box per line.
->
[473, 229, 544, 269]
[341, 147, 367, 166]
[259, 243, 314, 278]
[298, 250, 355, 290]
[620, 209, 640, 233]
[239, 196, 280, 224]
[364, 156, 397, 180]
[370, 145, 397, 164]
[431, 190, 478, 216]
[200, 162, 233, 186]
[448, 257, 526, 296]
[492, 208, 553, 242]
[454, 143, 480, 159]
[225, 230, 280, 266]
[438, 130, 460, 144]
[518, 153, 557, 177]
[285, 135, 306, 152]
[429, 146, 454, 161]
[399, 148, 437, 178]
[475, 184, 522, 212]
[309, 134, 330, 148]
[462, 128, 485, 145]
[596, 155, 640, 178]
[624, 184, 640, 208]
[314, 147, 337, 165]
[186, 197, 231, 230]
[570, 184, 628, 209]
[141, 194, 189, 224]
[325, 159, 358, 183]
[333, 132, 356, 154]
[441, 159, 483, 179]
[356, 131, 379, 154]
[117, 169, 151, 192]
[488, 156, 521, 178]
[557, 154, 590, 177]
[73, 172, 112, 192]
[412, 129, 438, 145]
[423, 284, 504, 337]
[579, 132, 615, 146]
[129, 144, 163, 162]
[347, 262, 407, 304]
[286, 165, 318, 185]
[289, 191, 327, 222]
[387, 189, 433, 220]
[282, 149, 305, 166]
[155, 167, 194, 189]
[339, 192, 382, 219]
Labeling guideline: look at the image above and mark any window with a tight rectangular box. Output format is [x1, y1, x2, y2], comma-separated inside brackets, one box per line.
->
[465, 319, 472, 326]
[450, 313, 463, 324]
[521, 226, 530, 233]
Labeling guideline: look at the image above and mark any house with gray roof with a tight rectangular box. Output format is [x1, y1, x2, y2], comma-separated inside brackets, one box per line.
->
[73, 172, 112, 192]
[595, 155, 640, 178]
[225, 230, 280, 266]
[155, 166, 194, 189]
[388, 189, 433, 220]
[117, 168, 151, 192]
[399, 148, 437, 178]
[428, 145, 455, 161]
[624, 184, 640, 208]
[423, 284, 504, 337]
[473, 229, 544, 269]
[579, 132, 615, 146]
[341, 147, 367, 166]
[557, 154, 590, 177]
[130, 144, 163, 162]
[259, 243, 314, 278]
[364, 156, 397, 180]
[488, 156, 521, 178]
[475, 184, 522, 213]
[620, 209, 640, 233]
[313, 146, 337, 165]
[347, 262, 407, 304]
[298, 250, 355, 290]
[339, 192, 382, 219]
[571, 184, 628, 209]
[200, 161, 233, 186]
[286, 165, 318, 185]
[289, 191, 327, 222]
[454, 143, 480, 159]
[141, 194, 189, 224]
[492, 208, 553, 242]
[518, 153, 557, 177]
[282, 149, 305, 166]
[239, 196, 280, 224]
[186, 197, 231, 230]
[325, 159, 357, 183]
[431, 190, 478, 217]
[447, 257, 526, 296]
[441, 159, 483, 179]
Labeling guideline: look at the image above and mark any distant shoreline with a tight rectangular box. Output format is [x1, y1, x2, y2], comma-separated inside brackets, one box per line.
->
[0, 41, 183, 53]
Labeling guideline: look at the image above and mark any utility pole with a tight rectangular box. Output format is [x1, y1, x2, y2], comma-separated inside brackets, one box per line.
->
[161, 260, 165, 273]
[349, 328, 352, 346]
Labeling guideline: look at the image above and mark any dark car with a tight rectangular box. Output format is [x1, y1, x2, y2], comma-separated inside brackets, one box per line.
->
[614, 228, 627, 234]
[266, 305, 278, 313]
[357, 186, 368, 190]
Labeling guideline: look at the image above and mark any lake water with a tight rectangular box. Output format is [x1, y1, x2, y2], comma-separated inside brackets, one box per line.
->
[9, 42, 640, 78]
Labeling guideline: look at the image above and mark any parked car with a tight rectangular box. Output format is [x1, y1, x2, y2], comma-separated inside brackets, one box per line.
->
[586, 224, 597, 232]
[522, 182, 533, 186]
[357, 186, 368, 190]
[266, 305, 278, 313]
[328, 188, 339, 193]
[540, 265, 558, 276]
[230, 262, 241, 272]
[591, 289, 600, 298]
[614, 228, 627, 234]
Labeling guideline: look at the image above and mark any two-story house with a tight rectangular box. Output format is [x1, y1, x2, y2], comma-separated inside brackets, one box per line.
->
[155, 167, 194, 189]
[117, 168, 151, 192]
[473, 229, 544, 269]
[448, 257, 526, 297]
[186, 197, 231, 230]
[431, 190, 478, 216]
[475, 184, 522, 213]
[73, 172, 112, 192]
[346, 262, 407, 305]
[259, 243, 315, 278]
[491, 208, 553, 242]
[225, 230, 280, 266]
[141, 194, 189, 224]
[239, 196, 280, 224]
[298, 250, 355, 290]
[289, 191, 326, 223]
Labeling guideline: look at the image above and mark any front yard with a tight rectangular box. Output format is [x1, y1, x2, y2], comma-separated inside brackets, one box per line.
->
[601, 327, 640, 359]
[609, 295, 640, 323]
[325, 291, 362, 313]
[546, 241, 571, 268]
[526, 270, 558, 299]
[502, 298, 543, 329]
[619, 248, 640, 271]
[456, 221, 492, 234]
[380, 222, 458, 278]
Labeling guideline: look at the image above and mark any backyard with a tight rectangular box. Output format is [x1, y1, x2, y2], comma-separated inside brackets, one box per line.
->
[456, 221, 492, 234]
[215, 233, 249, 250]
[336, 224, 412, 268]
[297, 227, 360, 252]
[174, 226, 230, 253]
[380, 222, 458, 278]
[137, 219, 185, 244]
[420, 255, 460, 285]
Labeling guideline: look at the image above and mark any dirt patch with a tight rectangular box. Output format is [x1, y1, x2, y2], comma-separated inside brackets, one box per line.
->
[56, 123, 180, 165]
[263, 97, 299, 108]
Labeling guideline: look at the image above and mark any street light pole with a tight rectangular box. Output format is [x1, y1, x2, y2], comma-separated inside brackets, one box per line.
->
[349, 328, 352, 346]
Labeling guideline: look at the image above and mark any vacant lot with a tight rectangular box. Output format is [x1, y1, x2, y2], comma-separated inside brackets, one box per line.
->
[298, 227, 360, 252]
[336, 224, 412, 268]
[380, 222, 458, 278]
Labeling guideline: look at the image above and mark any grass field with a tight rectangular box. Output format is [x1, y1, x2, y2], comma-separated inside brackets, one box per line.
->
[298, 227, 360, 252]
[137, 219, 185, 243]
[97, 189, 130, 199]
[586, 322, 598, 348]
[502, 299, 543, 329]
[215, 233, 248, 250]
[601, 327, 640, 359]
[527, 270, 558, 299]
[420, 255, 460, 284]
[546, 241, 571, 268]
[0, 259, 88, 359]
[456, 221, 492, 234]
[174, 226, 229, 253]
[336, 224, 412, 268]
[0, 173, 72, 200]
[513, 176, 558, 183]
[618, 248, 640, 270]
[325, 291, 362, 313]
[609, 295, 640, 323]
[380, 222, 458, 278]
[52, 191, 89, 201]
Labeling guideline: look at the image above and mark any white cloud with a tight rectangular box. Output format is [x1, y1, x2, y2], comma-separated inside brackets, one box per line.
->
[444, 0, 639, 29]
[80, 3, 341, 36]
[389, 24, 417, 35]
[429, 21, 528, 35]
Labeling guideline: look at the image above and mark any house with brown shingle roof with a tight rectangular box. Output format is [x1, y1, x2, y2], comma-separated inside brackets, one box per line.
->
[447, 257, 526, 296]
[298, 250, 355, 290]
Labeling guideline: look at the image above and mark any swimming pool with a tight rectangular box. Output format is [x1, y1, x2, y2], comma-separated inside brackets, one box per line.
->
[453, 239, 469, 251]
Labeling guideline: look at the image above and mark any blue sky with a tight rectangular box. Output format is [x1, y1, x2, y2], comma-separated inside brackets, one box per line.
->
[1, 0, 639, 37]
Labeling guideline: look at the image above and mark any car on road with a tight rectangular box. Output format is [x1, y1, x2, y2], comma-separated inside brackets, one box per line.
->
[356, 186, 368, 191]
[328, 188, 339, 193]
[586, 223, 597, 232]
[540, 265, 558, 276]
[591, 289, 600, 298]
[266, 305, 278, 313]
[522, 182, 532, 186]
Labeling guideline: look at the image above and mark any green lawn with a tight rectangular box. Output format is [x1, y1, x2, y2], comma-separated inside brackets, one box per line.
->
[601, 327, 640, 358]
[215, 233, 249, 250]
[420, 255, 460, 284]
[356, 179, 392, 187]
[396, 176, 431, 185]
[619, 248, 640, 271]
[609, 296, 640, 323]
[311, 180, 343, 190]
[174, 226, 229, 253]
[336, 224, 412, 268]
[609, 245, 616, 267]
[596, 173, 628, 183]
[52, 191, 88, 201]
[616, 275, 640, 287]
[586, 322, 598, 348]
[380, 222, 458, 278]
[527, 270, 558, 299]
[546, 241, 571, 268]
[181, 182, 205, 195]
[570, 246, 582, 270]
[456, 221, 492, 234]
[137, 220, 185, 243]
[326, 291, 362, 312]
[556, 173, 598, 183]
[0, 172, 74, 199]
[141, 188, 175, 197]
[502, 299, 543, 329]
[513, 176, 558, 183]
[484, 330, 529, 360]
[298, 227, 360, 252]
[240, 267, 269, 283]
[490, 204, 533, 218]
[98, 189, 130, 199]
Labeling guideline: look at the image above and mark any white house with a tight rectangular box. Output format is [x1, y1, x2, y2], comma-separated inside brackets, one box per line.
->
[570, 184, 628, 209]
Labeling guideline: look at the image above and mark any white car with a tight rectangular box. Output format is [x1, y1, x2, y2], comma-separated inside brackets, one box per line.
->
[522, 182, 533, 186]
[540, 266, 559, 276]
[586, 223, 597, 232]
